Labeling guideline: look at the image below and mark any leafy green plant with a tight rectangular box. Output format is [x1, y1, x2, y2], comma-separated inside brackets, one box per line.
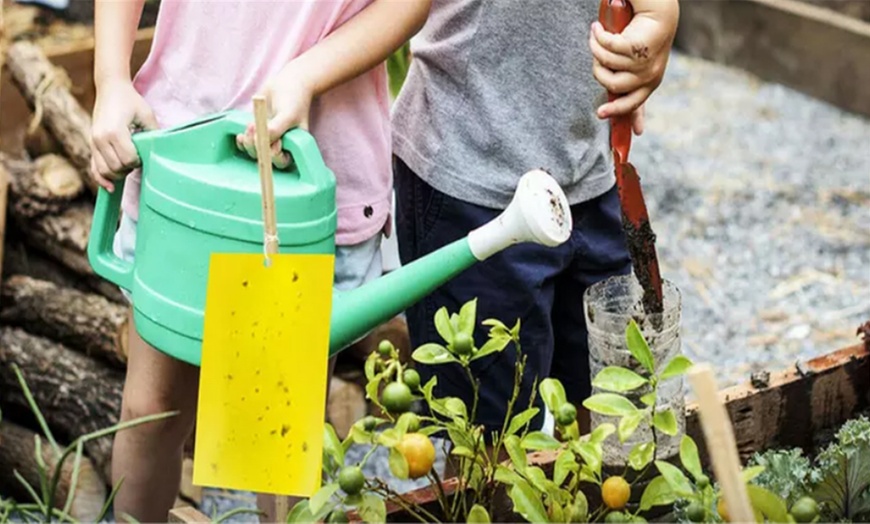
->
[812, 415, 870, 522]
[386, 42, 412, 100]
[747, 448, 822, 507]
[0, 364, 176, 523]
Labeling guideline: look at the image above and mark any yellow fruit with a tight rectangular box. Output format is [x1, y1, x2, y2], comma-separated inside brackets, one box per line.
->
[602, 476, 631, 510]
[717, 497, 729, 522]
[396, 433, 436, 479]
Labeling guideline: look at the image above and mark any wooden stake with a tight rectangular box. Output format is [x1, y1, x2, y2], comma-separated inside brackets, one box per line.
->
[687, 363, 755, 523]
[168, 506, 211, 523]
[252, 95, 279, 259]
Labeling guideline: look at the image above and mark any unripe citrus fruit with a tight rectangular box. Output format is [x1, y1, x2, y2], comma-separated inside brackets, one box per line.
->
[556, 403, 577, 426]
[403, 369, 421, 390]
[377, 340, 393, 357]
[452, 332, 474, 356]
[338, 466, 364, 495]
[381, 382, 413, 414]
[396, 433, 436, 479]
[602, 476, 631, 510]
[790, 496, 819, 523]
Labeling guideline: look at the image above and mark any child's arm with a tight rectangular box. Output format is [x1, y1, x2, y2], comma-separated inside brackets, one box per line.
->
[90, 0, 158, 190]
[237, 0, 432, 164]
[588, 0, 679, 135]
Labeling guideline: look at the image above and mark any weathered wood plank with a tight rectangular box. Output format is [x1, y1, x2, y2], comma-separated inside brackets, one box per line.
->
[168, 506, 211, 523]
[0, 27, 153, 156]
[674, 0, 870, 118]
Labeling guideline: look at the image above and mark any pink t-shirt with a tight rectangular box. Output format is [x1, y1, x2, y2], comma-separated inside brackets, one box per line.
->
[123, 0, 393, 245]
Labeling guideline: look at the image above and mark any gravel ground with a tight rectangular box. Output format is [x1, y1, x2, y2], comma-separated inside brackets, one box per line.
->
[196, 50, 870, 519]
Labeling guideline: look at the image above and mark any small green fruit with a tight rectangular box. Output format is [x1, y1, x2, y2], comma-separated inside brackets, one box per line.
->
[377, 340, 393, 357]
[405, 413, 420, 432]
[362, 416, 378, 431]
[326, 510, 349, 523]
[696, 474, 710, 489]
[686, 501, 706, 522]
[556, 403, 578, 426]
[338, 466, 364, 495]
[403, 368, 421, 390]
[452, 332, 474, 356]
[605, 511, 628, 523]
[790, 496, 819, 523]
[381, 382, 413, 414]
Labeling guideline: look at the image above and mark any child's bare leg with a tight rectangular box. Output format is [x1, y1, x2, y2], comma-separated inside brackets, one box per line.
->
[257, 355, 338, 522]
[112, 310, 200, 522]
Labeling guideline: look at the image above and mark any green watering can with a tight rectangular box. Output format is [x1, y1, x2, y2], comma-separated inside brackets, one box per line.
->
[87, 110, 573, 366]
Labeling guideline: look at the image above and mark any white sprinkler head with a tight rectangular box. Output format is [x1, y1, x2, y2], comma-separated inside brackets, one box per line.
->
[468, 169, 573, 261]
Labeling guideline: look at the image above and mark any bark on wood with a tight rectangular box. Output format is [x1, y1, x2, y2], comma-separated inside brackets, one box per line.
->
[4, 41, 96, 192]
[0, 275, 128, 368]
[0, 327, 124, 481]
[0, 420, 107, 521]
[2, 153, 83, 218]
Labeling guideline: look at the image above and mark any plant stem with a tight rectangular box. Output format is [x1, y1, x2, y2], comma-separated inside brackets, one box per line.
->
[428, 464, 452, 520]
[371, 481, 442, 523]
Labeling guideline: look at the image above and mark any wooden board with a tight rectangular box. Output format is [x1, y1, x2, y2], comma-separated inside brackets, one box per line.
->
[674, 0, 870, 118]
[353, 341, 870, 522]
[0, 27, 154, 155]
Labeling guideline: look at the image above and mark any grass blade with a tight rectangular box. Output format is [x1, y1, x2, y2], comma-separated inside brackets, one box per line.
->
[80, 411, 178, 443]
[13, 364, 60, 453]
[62, 441, 85, 516]
[96, 477, 125, 523]
[13, 470, 46, 513]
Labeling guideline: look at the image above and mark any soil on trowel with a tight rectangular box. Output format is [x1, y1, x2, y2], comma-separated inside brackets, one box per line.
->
[622, 218, 663, 322]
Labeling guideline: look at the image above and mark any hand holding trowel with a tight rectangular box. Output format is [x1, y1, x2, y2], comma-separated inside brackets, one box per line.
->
[598, 0, 664, 316]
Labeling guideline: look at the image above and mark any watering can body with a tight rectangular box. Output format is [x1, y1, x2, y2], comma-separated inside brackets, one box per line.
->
[88, 110, 339, 366]
[88, 110, 574, 367]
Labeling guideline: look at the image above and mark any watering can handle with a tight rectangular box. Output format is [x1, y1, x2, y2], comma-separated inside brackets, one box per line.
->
[223, 112, 335, 188]
[87, 176, 134, 292]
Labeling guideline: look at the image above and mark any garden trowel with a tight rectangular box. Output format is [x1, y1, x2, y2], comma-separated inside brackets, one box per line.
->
[598, 0, 664, 316]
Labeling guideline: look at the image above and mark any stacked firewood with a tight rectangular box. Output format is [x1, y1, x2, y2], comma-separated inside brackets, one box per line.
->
[0, 40, 410, 519]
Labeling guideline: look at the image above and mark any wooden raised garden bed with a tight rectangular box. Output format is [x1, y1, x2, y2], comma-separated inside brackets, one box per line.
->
[358, 338, 869, 523]
[674, 0, 870, 118]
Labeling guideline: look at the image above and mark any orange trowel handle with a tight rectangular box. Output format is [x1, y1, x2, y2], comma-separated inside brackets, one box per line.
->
[598, 0, 634, 165]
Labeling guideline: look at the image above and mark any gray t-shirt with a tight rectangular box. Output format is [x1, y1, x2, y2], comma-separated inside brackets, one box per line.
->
[391, 0, 615, 210]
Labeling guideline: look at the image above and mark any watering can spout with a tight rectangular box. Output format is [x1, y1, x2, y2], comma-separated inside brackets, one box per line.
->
[328, 169, 573, 356]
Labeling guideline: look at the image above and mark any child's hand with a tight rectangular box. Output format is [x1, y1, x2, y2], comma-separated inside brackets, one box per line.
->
[90, 79, 158, 191]
[236, 63, 313, 169]
[589, 0, 679, 135]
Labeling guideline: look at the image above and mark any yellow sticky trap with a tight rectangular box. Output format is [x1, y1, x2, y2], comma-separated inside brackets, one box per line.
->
[193, 252, 335, 497]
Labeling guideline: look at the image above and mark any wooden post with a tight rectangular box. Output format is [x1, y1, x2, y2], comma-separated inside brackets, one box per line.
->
[168, 506, 211, 523]
[687, 364, 755, 523]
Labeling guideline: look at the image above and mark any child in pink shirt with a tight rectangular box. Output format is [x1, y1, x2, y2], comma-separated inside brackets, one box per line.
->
[89, 1, 430, 520]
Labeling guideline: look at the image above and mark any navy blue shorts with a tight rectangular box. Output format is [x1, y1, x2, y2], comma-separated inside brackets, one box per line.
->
[394, 156, 632, 434]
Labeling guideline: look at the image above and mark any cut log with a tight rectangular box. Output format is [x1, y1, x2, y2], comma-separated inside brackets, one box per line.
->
[3, 153, 83, 218]
[0, 326, 124, 481]
[0, 275, 128, 368]
[0, 419, 107, 521]
[4, 41, 96, 193]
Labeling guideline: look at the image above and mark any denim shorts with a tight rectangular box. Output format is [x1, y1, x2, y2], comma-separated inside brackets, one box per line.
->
[394, 156, 632, 435]
[112, 213, 383, 308]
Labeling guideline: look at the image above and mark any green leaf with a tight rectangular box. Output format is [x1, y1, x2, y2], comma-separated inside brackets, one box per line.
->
[472, 333, 511, 362]
[618, 411, 646, 443]
[660, 355, 693, 380]
[377, 428, 401, 448]
[574, 442, 602, 477]
[571, 492, 589, 522]
[418, 425, 446, 437]
[309, 482, 339, 515]
[411, 343, 458, 365]
[389, 447, 409, 480]
[525, 466, 549, 493]
[629, 442, 656, 471]
[445, 397, 468, 419]
[457, 298, 477, 336]
[364, 352, 379, 382]
[365, 375, 384, 410]
[679, 435, 703, 481]
[350, 423, 371, 445]
[746, 484, 790, 523]
[507, 408, 540, 436]
[358, 493, 387, 524]
[467, 504, 491, 523]
[504, 435, 527, 472]
[509, 480, 549, 524]
[540, 378, 568, 413]
[323, 424, 344, 468]
[434, 307, 455, 344]
[451, 446, 475, 459]
[741, 465, 766, 484]
[640, 392, 657, 407]
[592, 366, 649, 392]
[625, 319, 655, 374]
[521, 431, 562, 451]
[639, 475, 676, 511]
[583, 393, 638, 417]
[554, 451, 577, 485]
[286, 502, 316, 523]
[654, 460, 694, 497]
[590, 423, 616, 445]
[495, 464, 523, 486]
[652, 409, 678, 436]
